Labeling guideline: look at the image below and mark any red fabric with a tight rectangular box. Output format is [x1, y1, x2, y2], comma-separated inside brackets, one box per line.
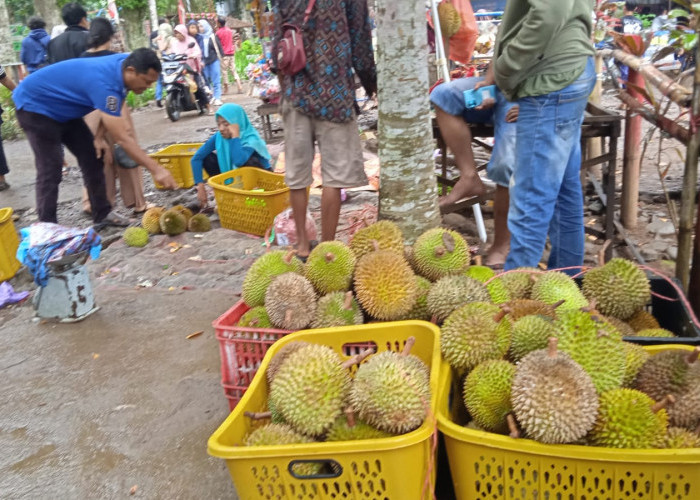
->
[447, 0, 478, 65]
[217, 26, 235, 55]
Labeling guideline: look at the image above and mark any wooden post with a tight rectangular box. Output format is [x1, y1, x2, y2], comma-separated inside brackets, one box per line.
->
[689, 199, 700, 316]
[621, 68, 644, 229]
[676, 16, 700, 291]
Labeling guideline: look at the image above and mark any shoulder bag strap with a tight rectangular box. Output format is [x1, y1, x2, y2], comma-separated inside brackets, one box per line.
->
[302, 0, 316, 26]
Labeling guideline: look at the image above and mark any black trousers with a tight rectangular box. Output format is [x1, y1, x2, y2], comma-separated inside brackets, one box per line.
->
[16, 109, 111, 223]
[0, 137, 8, 176]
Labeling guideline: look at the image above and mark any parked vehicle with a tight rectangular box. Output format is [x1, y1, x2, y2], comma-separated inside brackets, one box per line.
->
[161, 52, 202, 122]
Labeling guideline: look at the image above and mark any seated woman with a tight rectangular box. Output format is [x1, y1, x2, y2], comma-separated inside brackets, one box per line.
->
[169, 24, 212, 115]
[191, 103, 271, 209]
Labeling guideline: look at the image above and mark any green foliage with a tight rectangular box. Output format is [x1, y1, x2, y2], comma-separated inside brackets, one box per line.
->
[0, 87, 22, 141]
[126, 87, 156, 109]
[234, 39, 263, 81]
[6, 0, 34, 24]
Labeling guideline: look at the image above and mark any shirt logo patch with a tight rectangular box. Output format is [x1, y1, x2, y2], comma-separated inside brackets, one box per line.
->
[106, 96, 119, 112]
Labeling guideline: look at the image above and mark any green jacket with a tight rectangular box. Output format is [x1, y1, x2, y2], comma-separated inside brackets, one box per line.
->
[494, 0, 595, 100]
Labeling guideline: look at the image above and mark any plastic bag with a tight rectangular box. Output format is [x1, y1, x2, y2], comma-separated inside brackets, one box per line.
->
[273, 208, 317, 247]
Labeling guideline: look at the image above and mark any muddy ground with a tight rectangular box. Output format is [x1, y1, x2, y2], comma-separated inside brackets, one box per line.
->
[0, 84, 689, 498]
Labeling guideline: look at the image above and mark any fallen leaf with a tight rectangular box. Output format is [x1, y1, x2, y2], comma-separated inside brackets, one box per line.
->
[193, 234, 204, 239]
[188, 256, 202, 261]
[129, 485, 138, 495]
[168, 287, 175, 291]
[245, 248, 253, 255]
[92, 353, 100, 359]
[186, 330, 204, 339]
[183, 244, 192, 249]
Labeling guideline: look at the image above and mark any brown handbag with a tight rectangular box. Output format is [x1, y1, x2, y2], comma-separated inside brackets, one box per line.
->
[276, 0, 316, 76]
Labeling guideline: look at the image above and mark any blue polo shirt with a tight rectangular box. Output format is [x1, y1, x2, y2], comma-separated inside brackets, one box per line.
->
[13, 53, 129, 123]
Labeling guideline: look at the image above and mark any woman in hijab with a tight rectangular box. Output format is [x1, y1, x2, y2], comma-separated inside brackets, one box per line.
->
[198, 19, 224, 106]
[169, 24, 212, 115]
[190, 103, 271, 209]
[154, 22, 173, 107]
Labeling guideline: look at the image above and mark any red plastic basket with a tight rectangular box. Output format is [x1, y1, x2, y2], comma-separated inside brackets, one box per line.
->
[213, 300, 294, 411]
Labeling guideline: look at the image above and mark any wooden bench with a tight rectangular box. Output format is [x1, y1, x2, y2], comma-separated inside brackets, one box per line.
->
[257, 103, 281, 141]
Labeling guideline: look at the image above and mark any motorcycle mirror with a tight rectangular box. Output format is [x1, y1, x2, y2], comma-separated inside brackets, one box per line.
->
[188, 42, 195, 48]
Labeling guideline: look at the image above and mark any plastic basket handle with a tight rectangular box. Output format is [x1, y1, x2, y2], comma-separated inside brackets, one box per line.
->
[288, 459, 342, 479]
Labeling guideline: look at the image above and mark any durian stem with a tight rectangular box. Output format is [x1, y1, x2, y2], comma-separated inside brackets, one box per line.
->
[341, 347, 375, 369]
[284, 250, 296, 264]
[442, 231, 456, 252]
[371, 240, 380, 252]
[597, 240, 611, 267]
[551, 299, 566, 310]
[506, 414, 520, 439]
[492, 310, 508, 323]
[652, 394, 676, 413]
[344, 407, 357, 428]
[596, 329, 610, 338]
[434, 246, 446, 257]
[401, 336, 417, 356]
[581, 299, 598, 313]
[430, 314, 439, 325]
[498, 304, 513, 315]
[686, 347, 700, 365]
[474, 254, 483, 266]
[325, 252, 336, 263]
[343, 291, 354, 311]
[284, 309, 293, 325]
[547, 337, 559, 358]
[244, 411, 272, 420]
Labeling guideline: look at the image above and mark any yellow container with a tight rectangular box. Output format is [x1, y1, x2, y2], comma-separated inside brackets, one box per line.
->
[437, 345, 700, 500]
[149, 143, 206, 189]
[208, 321, 441, 500]
[208, 167, 290, 236]
[0, 208, 20, 282]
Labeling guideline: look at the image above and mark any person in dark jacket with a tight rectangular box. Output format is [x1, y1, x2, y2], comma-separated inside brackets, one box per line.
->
[48, 3, 90, 63]
[20, 16, 51, 74]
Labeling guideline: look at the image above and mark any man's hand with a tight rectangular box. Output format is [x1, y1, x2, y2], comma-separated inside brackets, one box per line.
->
[196, 183, 208, 209]
[506, 105, 519, 123]
[475, 97, 496, 111]
[153, 165, 178, 189]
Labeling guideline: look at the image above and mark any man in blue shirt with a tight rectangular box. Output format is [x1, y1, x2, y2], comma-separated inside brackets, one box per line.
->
[14, 48, 177, 227]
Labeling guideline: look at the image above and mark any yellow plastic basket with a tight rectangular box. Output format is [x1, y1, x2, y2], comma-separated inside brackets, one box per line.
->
[437, 345, 700, 500]
[0, 208, 20, 282]
[208, 321, 441, 500]
[149, 143, 205, 189]
[208, 167, 290, 237]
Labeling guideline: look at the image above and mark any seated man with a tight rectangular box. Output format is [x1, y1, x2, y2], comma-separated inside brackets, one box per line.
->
[430, 65, 518, 268]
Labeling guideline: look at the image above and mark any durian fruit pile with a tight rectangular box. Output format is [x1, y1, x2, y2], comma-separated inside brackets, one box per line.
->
[124, 205, 212, 247]
[240, 336, 431, 457]
[441, 258, 700, 450]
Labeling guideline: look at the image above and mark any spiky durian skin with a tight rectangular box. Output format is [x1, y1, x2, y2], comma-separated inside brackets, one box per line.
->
[349, 220, 404, 260]
[437, 2, 462, 38]
[265, 273, 317, 330]
[635, 328, 676, 338]
[441, 302, 511, 371]
[499, 268, 539, 300]
[312, 292, 364, 328]
[667, 386, 700, 431]
[266, 341, 309, 385]
[627, 309, 660, 332]
[187, 213, 211, 232]
[464, 265, 510, 304]
[159, 208, 187, 236]
[663, 427, 700, 448]
[508, 315, 557, 362]
[325, 415, 394, 441]
[412, 228, 470, 281]
[304, 241, 356, 295]
[504, 299, 558, 321]
[269, 344, 350, 437]
[634, 350, 700, 401]
[354, 250, 417, 320]
[172, 204, 193, 223]
[511, 348, 599, 444]
[123, 227, 149, 247]
[530, 271, 588, 310]
[553, 310, 626, 394]
[241, 250, 304, 307]
[582, 258, 651, 320]
[589, 388, 668, 449]
[463, 360, 515, 433]
[622, 342, 650, 388]
[141, 206, 165, 234]
[350, 351, 430, 434]
[237, 306, 272, 328]
[244, 423, 315, 446]
[604, 316, 636, 338]
[426, 275, 490, 323]
[399, 276, 432, 321]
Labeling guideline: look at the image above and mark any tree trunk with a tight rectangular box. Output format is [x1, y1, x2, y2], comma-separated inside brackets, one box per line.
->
[376, 0, 441, 243]
[0, 0, 15, 64]
[148, 0, 158, 36]
[121, 7, 149, 51]
[33, 0, 62, 35]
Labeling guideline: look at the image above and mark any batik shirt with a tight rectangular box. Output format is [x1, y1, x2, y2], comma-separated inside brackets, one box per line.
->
[272, 0, 376, 123]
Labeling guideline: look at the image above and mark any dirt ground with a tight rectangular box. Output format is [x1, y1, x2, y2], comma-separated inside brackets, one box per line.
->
[0, 81, 690, 498]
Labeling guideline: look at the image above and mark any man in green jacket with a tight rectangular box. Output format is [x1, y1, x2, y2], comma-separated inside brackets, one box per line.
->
[481, 0, 596, 273]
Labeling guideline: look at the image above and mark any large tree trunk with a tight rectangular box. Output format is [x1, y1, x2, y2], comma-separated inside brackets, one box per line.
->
[33, 0, 62, 35]
[121, 8, 149, 51]
[376, 0, 441, 243]
[0, 0, 15, 64]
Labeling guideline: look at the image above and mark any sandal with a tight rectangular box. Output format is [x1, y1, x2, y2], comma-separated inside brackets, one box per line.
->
[294, 240, 319, 263]
[94, 211, 131, 230]
[132, 203, 157, 216]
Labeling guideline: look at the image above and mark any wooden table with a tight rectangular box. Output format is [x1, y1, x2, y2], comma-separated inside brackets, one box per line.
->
[257, 103, 281, 141]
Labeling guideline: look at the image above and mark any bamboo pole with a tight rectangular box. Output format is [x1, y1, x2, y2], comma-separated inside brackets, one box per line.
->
[617, 90, 691, 144]
[599, 48, 692, 107]
[675, 17, 700, 291]
[621, 69, 644, 229]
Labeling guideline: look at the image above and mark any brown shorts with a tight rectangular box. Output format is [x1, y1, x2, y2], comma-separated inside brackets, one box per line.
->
[281, 99, 368, 190]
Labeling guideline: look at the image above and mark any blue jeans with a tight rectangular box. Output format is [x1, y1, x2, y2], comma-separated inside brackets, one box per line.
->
[203, 60, 222, 100]
[155, 74, 163, 100]
[505, 57, 596, 273]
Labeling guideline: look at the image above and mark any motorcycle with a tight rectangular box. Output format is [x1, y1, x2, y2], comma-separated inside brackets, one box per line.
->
[161, 52, 202, 122]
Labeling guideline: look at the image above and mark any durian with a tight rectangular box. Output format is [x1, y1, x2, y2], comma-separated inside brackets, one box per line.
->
[627, 309, 660, 332]
[663, 427, 700, 448]
[159, 208, 187, 236]
[399, 275, 432, 321]
[635, 328, 675, 338]
[426, 275, 490, 323]
[530, 271, 588, 310]
[437, 1, 462, 38]
[141, 206, 164, 234]
[511, 338, 599, 444]
[244, 422, 314, 446]
[503, 298, 559, 321]
[312, 291, 363, 328]
[582, 258, 651, 320]
[265, 273, 317, 330]
[441, 302, 511, 371]
[237, 306, 272, 328]
[325, 410, 393, 441]
[354, 250, 417, 320]
[667, 385, 700, 431]
[349, 220, 404, 260]
[463, 360, 515, 433]
[604, 316, 636, 337]
[499, 267, 538, 300]
[266, 341, 309, 384]
[622, 341, 650, 387]
[412, 228, 470, 281]
[172, 204, 193, 223]
[508, 315, 557, 362]
[241, 250, 304, 307]
[634, 348, 700, 401]
[123, 227, 148, 247]
[464, 265, 510, 304]
[305, 241, 356, 294]
[187, 213, 211, 232]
